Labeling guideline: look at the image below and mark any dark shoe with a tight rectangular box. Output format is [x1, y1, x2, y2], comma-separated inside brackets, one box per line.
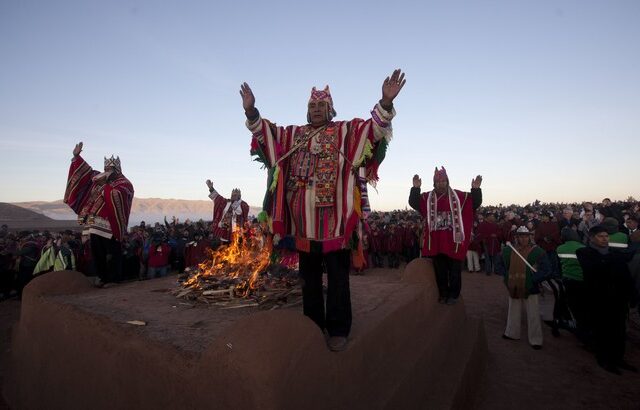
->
[446, 297, 458, 305]
[531, 344, 542, 350]
[551, 327, 560, 337]
[327, 336, 348, 352]
[502, 334, 518, 340]
[438, 296, 446, 304]
[617, 361, 638, 373]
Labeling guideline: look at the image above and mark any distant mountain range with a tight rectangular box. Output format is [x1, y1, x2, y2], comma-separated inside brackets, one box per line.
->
[5, 199, 262, 226]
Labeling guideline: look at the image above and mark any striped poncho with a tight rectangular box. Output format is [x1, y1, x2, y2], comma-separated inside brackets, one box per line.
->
[64, 155, 134, 242]
[248, 103, 395, 254]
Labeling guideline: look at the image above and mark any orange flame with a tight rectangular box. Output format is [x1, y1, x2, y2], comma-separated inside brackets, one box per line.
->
[183, 227, 272, 297]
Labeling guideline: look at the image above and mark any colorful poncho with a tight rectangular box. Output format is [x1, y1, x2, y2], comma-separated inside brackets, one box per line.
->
[417, 189, 475, 260]
[64, 155, 134, 242]
[501, 245, 546, 298]
[249, 103, 394, 254]
[208, 190, 250, 242]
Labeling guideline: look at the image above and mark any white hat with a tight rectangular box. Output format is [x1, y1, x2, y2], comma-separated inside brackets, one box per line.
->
[515, 226, 533, 235]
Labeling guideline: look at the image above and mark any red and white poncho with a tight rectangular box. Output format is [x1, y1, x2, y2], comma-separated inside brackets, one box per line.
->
[249, 103, 394, 254]
[208, 190, 250, 242]
[417, 188, 475, 261]
[64, 155, 134, 242]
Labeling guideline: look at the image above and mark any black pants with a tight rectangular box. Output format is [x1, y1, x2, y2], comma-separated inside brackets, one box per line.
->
[431, 254, 462, 299]
[90, 234, 122, 283]
[299, 249, 352, 337]
[16, 265, 35, 297]
[122, 255, 140, 280]
[564, 278, 590, 342]
[593, 307, 627, 366]
[388, 252, 400, 268]
[372, 252, 384, 268]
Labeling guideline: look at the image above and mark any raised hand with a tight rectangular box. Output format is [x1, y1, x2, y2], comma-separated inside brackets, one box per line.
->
[239, 82, 256, 113]
[413, 174, 422, 188]
[381, 69, 407, 106]
[206, 179, 213, 190]
[73, 142, 83, 157]
[471, 175, 483, 189]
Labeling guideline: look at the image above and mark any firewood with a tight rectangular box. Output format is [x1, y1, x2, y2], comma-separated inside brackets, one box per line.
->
[221, 303, 259, 310]
[202, 287, 234, 296]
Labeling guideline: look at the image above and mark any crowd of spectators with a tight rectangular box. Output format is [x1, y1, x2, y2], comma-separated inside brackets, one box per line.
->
[0, 217, 226, 299]
[1, 198, 638, 300]
[1, 197, 638, 372]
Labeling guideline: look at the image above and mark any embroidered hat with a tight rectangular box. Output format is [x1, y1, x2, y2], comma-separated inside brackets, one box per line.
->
[104, 155, 121, 172]
[231, 188, 241, 197]
[308, 85, 337, 121]
[433, 166, 448, 183]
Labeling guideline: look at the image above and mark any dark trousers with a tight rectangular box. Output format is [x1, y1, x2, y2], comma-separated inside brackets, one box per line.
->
[388, 252, 400, 268]
[122, 255, 140, 280]
[299, 249, 352, 337]
[564, 278, 590, 342]
[431, 254, 462, 299]
[546, 250, 560, 277]
[372, 252, 384, 268]
[593, 308, 627, 366]
[544, 278, 572, 334]
[90, 234, 122, 283]
[484, 253, 499, 274]
[16, 265, 35, 297]
[0, 269, 14, 297]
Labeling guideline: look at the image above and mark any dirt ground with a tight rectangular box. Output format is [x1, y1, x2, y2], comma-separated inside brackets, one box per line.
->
[1, 267, 639, 409]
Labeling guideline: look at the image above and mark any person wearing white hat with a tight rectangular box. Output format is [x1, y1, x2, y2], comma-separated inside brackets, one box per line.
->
[496, 226, 551, 350]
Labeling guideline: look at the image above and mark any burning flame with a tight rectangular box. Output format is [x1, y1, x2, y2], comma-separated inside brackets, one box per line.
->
[183, 228, 272, 297]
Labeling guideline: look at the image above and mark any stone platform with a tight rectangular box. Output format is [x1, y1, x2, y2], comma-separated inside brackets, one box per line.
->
[4, 258, 487, 409]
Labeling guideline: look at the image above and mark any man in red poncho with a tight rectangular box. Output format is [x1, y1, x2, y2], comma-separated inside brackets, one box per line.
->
[409, 167, 482, 304]
[206, 179, 250, 244]
[64, 142, 134, 286]
[242, 69, 406, 351]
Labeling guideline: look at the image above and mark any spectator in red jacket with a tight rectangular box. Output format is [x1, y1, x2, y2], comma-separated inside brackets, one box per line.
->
[386, 223, 403, 269]
[369, 223, 385, 268]
[147, 233, 171, 279]
[185, 231, 210, 268]
[535, 213, 562, 277]
[478, 213, 502, 275]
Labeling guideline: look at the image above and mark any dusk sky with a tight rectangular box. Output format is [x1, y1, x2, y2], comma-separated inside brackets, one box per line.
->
[1, 0, 638, 211]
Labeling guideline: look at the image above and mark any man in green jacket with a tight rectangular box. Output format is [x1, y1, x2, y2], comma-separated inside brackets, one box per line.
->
[557, 227, 587, 343]
[497, 226, 551, 350]
[601, 217, 629, 251]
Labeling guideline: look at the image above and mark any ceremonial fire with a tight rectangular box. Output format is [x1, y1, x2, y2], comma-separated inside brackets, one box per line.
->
[175, 229, 301, 309]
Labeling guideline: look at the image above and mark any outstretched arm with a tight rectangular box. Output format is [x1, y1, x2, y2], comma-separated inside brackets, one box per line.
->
[240, 82, 259, 121]
[409, 174, 422, 212]
[364, 69, 406, 148]
[73, 141, 83, 158]
[206, 179, 219, 200]
[471, 175, 483, 210]
[242, 82, 290, 169]
[380, 69, 406, 109]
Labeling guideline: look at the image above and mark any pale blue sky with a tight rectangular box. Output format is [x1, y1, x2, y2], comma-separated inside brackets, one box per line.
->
[1, 0, 638, 210]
